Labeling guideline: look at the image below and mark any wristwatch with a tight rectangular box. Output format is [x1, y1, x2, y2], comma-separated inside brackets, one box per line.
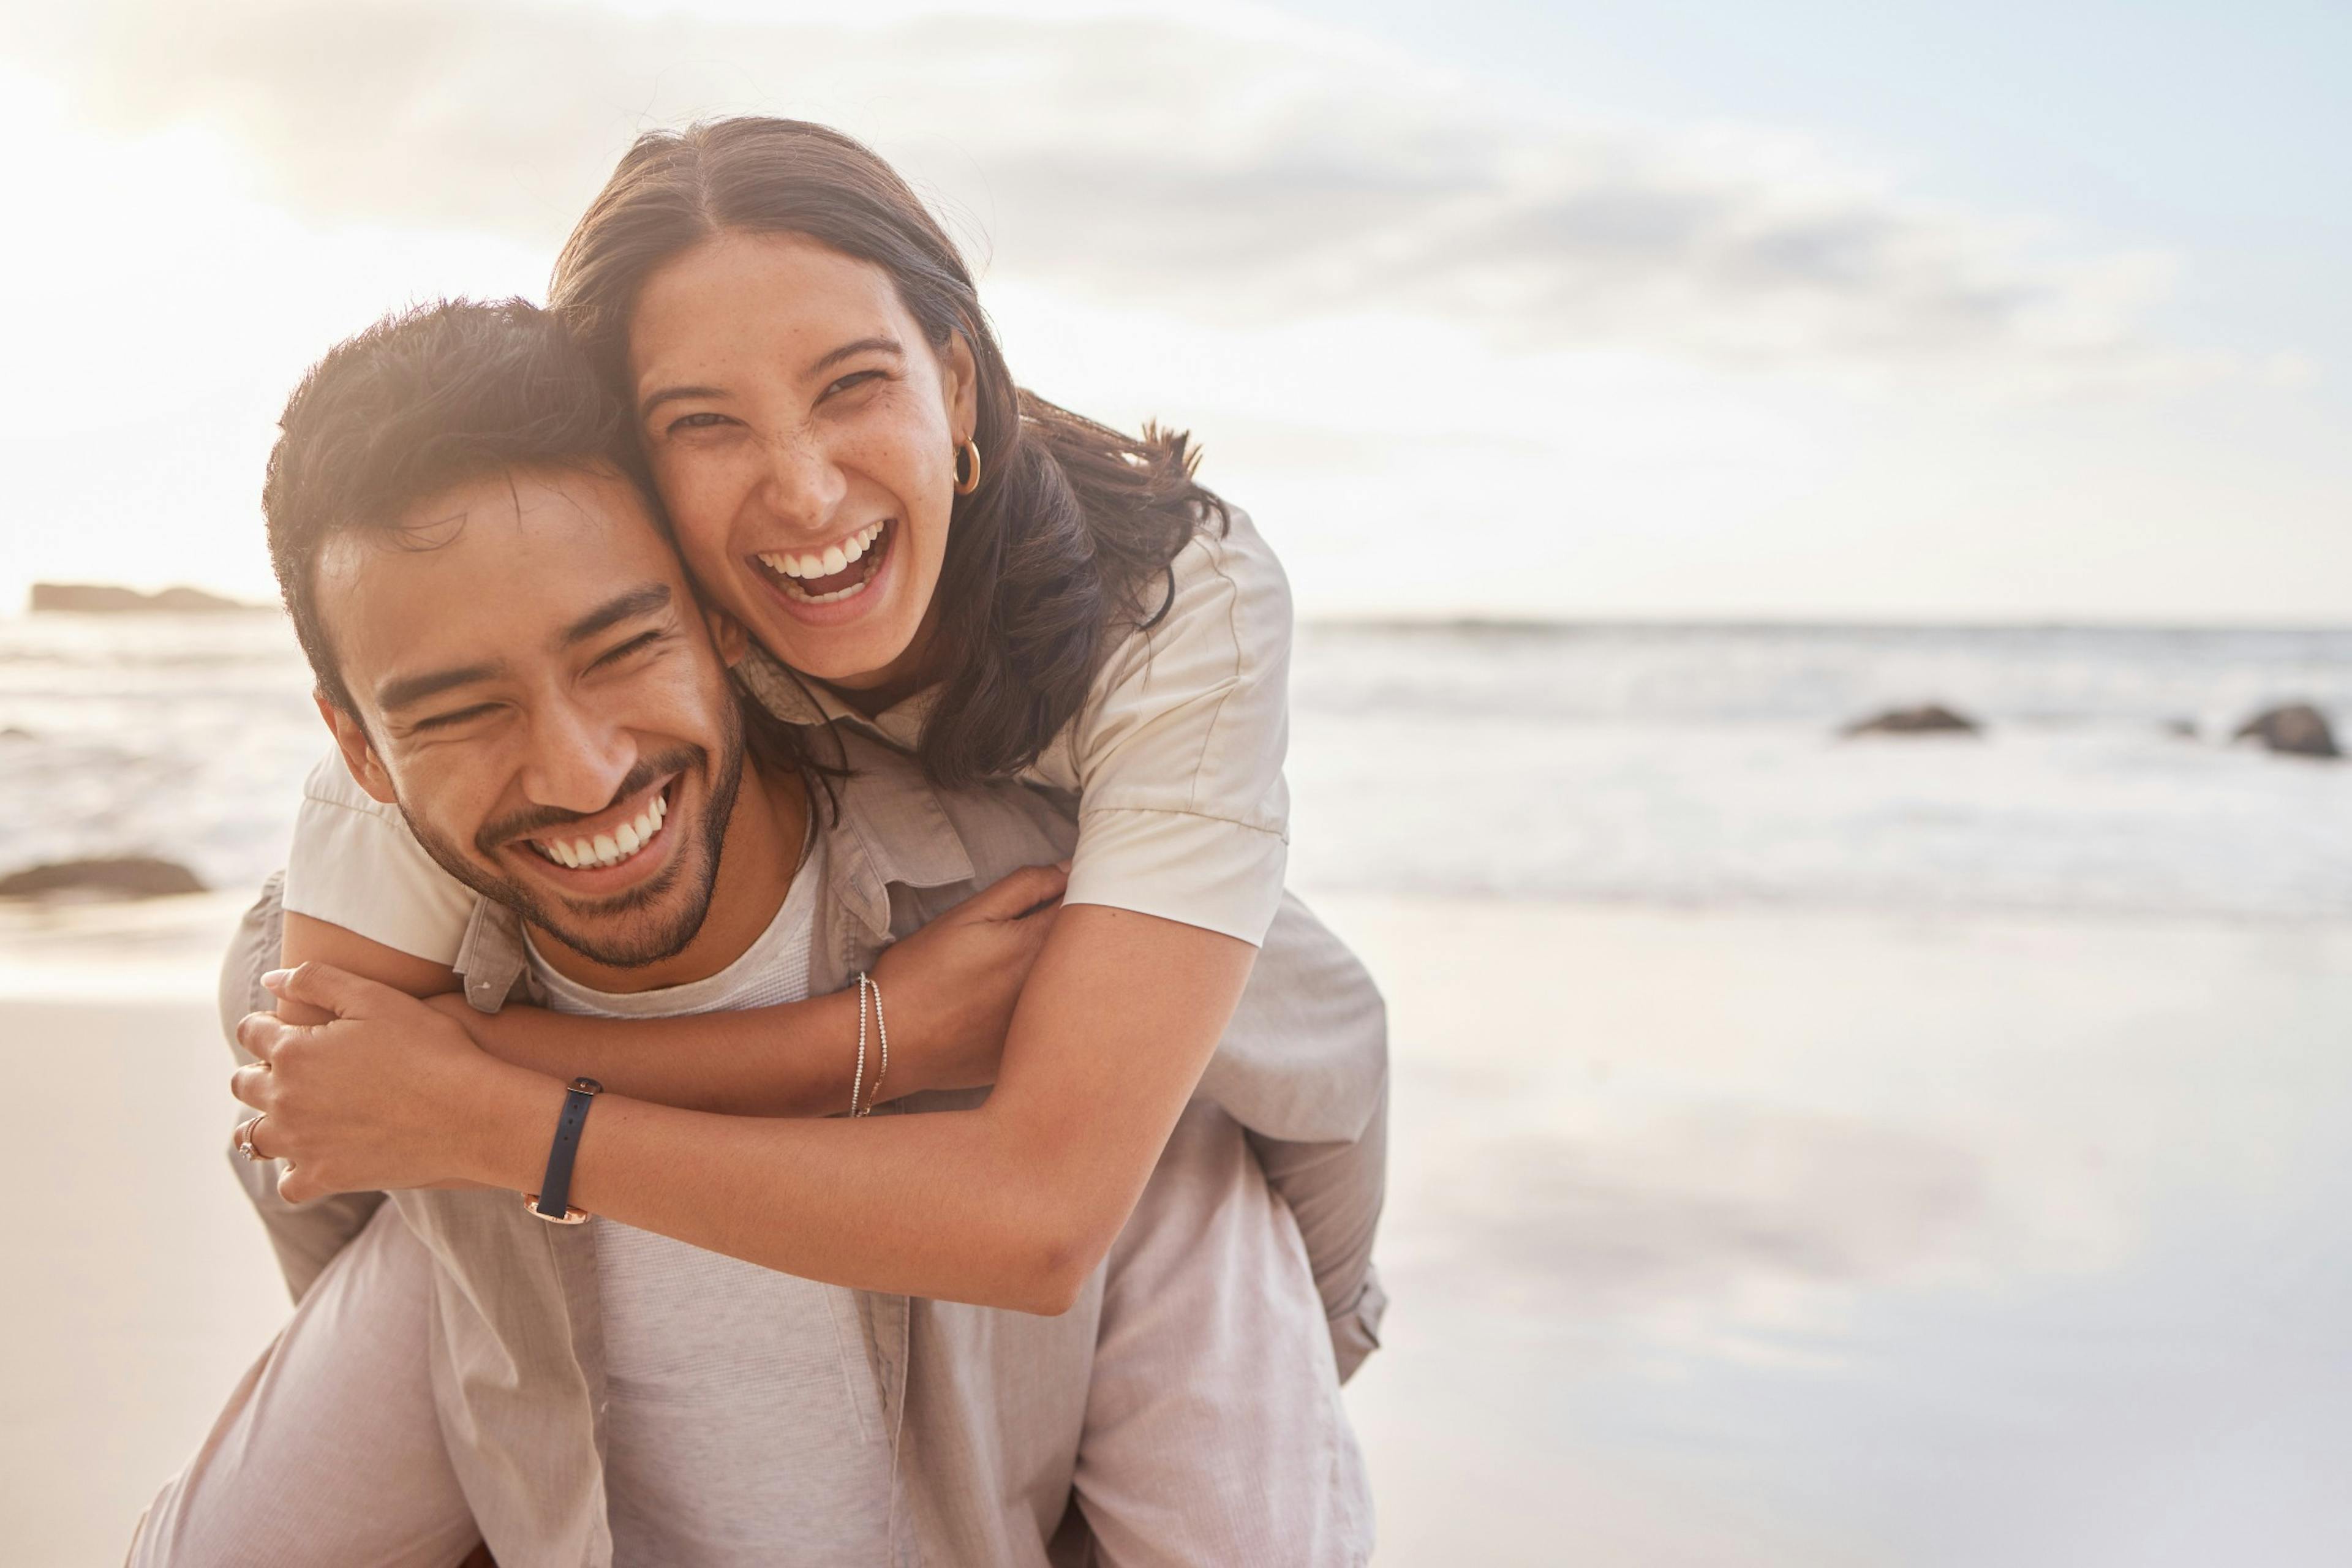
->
[525, 1077, 604, 1224]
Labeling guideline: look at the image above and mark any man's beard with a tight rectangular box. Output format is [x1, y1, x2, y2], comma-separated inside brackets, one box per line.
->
[400, 722, 746, 970]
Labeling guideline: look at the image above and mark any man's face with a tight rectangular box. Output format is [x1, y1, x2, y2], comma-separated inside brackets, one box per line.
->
[315, 464, 745, 969]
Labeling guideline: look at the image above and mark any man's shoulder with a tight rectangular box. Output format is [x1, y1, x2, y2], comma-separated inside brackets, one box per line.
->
[826, 731, 1076, 897]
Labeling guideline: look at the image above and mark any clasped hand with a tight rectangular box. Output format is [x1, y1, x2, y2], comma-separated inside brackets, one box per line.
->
[232, 964, 516, 1204]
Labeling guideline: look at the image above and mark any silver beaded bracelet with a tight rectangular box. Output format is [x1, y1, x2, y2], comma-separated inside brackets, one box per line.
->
[851, 972, 891, 1117]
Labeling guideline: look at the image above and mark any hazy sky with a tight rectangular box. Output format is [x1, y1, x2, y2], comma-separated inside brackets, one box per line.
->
[2, 0, 2343, 622]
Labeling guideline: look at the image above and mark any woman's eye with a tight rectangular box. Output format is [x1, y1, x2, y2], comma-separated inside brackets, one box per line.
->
[665, 412, 732, 435]
[823, 369, 886, 401]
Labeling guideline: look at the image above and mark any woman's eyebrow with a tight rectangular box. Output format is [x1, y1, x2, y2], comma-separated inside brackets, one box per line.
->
[809, 336, 903, 375]
[639, 383, 726, 421]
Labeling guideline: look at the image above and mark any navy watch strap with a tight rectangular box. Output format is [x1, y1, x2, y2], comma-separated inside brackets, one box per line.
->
[530, 1077, 603, 1223]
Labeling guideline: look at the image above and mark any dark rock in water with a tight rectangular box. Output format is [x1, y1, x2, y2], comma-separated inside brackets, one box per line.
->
[2163, 718, 2199, 739]
[2232, 703, 2340, 760]
[28, 582, 261, 614]
[1842, 704, 1981, 737]
[0, 856, 207, 899]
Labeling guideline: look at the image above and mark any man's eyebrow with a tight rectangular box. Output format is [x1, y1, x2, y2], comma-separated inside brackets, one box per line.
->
[559, 582, 673, 649]
[377, 662, 502, 713]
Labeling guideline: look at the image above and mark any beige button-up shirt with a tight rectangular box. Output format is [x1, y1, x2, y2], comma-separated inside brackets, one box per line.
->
[221, 731, 1384, 1566]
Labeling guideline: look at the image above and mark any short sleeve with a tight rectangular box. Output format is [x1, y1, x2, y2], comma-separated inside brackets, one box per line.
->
[1052, 507, 1292, 946]
[280, 751, 476, 967]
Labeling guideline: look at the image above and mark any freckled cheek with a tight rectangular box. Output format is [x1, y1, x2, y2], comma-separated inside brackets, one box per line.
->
[655, 452, 750, 559]
[837, 417, 946, 508]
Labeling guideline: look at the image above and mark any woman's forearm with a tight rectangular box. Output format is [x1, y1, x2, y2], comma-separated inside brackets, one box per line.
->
[444, 992, 866, 1118]
[461, 1072, 1097, 1314]
[449, 905, 1251, 1314]
[426, 864, 1069, 1120]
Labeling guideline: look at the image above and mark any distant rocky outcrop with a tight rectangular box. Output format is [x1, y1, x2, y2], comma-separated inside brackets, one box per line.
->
[0, 856, 206, 899]
[2233, 703, 2340, 760]
[1841, 704, 1981, 738]
[28, 582, 261, 614]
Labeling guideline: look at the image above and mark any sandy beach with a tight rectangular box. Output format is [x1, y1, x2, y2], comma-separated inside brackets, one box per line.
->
[6, 890, 2351, 1566]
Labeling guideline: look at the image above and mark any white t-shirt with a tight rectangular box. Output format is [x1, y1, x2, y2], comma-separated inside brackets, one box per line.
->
[528, 840, 892, 1564]
[280, 507, 1294, 965]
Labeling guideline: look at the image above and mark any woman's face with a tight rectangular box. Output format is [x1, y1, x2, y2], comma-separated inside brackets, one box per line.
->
[628, 232, 976, 694]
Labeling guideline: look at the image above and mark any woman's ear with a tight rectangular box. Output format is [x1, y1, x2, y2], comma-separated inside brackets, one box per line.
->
[944, 328, 979, 442]
[704, 605, 752, 668]
[315, 690, 398, 805]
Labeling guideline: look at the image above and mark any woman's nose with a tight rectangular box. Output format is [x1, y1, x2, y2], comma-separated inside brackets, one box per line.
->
[757, 426, 848, 525]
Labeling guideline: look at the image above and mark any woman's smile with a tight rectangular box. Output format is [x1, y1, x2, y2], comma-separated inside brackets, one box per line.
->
[750, 516, 897, 615]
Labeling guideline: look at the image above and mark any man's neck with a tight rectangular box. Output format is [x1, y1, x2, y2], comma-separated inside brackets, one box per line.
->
[528, 758, 809, 995]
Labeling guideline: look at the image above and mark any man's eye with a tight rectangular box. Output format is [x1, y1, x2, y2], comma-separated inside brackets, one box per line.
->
[414, 704, 495, 731]
[592, 631, 665, 671]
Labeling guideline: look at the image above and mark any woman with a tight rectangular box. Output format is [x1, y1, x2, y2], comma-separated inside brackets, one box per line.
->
[243, 120, 1384, 1345]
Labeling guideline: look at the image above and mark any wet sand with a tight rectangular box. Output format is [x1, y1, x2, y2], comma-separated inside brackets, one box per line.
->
[6, 893, 2351, 1566]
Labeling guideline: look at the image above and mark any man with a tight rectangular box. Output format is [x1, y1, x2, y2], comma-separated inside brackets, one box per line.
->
[131, 300, 1374, 1565]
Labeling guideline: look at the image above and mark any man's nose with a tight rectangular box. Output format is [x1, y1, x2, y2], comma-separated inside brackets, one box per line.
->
[758, 425, 848, 526]
[519, 699, 636, 816]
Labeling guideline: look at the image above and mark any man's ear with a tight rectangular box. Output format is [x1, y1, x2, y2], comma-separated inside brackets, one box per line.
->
[314, 690, 398, 805]
[704, 605, 752, 668]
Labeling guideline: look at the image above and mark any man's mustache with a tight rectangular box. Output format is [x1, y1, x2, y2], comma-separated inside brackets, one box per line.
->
[474, 745, 707, 855]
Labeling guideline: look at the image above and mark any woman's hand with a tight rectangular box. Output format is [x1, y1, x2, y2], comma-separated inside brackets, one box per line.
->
[232, 962, 553, 1203]
[870, 862, 1066, 1095]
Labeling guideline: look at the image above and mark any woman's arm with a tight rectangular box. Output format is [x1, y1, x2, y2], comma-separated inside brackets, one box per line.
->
[281, 909, 864, 1117]
[236, 905, 1251, 1315]
[279, 913, 458, 1020]
[279, 866, 1063, 1118]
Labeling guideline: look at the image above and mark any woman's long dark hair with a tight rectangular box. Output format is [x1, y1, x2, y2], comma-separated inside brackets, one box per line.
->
[549, 118, 1226, 788]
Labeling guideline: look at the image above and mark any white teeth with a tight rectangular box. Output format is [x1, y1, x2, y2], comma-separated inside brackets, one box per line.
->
[758, 523, 886, 587]
[529, 789, 674, 872]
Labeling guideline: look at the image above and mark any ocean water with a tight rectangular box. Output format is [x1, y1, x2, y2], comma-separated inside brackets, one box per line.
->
[3, 612, 2348, 920]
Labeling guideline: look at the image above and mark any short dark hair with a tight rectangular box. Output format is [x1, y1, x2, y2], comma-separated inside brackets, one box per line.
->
[263, 298, 646, 714]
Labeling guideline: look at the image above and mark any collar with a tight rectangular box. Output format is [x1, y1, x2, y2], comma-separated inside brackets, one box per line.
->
[734, 647, 936, 752]
[807, 726, 976, 945]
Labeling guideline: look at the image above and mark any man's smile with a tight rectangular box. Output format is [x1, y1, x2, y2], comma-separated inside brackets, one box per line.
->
[509, 777, 681, 883]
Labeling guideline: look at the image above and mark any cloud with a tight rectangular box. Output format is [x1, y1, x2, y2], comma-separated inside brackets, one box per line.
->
[9, 0, 2193, 388]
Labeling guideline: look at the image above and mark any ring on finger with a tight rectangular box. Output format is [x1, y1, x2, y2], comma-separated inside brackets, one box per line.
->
[234, 1114, 268, 1163]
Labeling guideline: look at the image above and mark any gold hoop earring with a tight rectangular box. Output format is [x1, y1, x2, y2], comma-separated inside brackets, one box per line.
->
[953, 438, 982, 496]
